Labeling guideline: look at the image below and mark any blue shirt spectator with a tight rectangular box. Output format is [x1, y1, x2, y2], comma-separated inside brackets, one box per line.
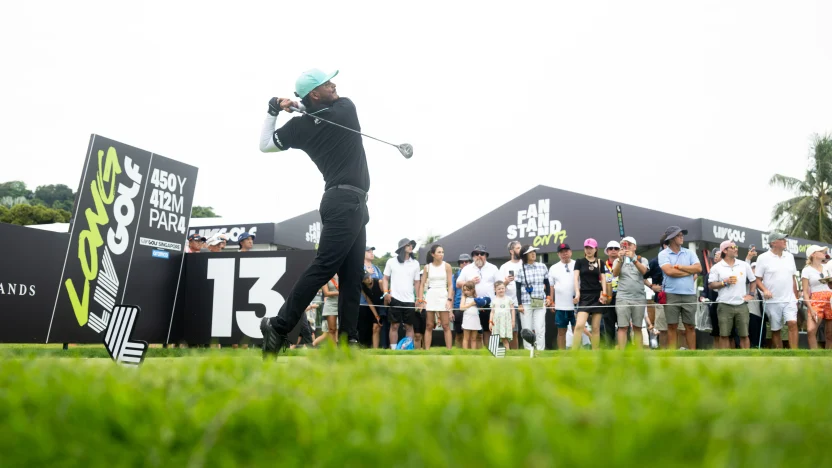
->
[658, 246, 701, 295]
[452, 269, 463, 309]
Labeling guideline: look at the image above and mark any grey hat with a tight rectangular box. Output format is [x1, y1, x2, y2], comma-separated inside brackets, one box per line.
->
[458, 253, 472, 263]
[471, 244, 489, 257]
[395, 238, 416, 252]
[710, 247, 720, 259]
[365, 246, 375, 251]
[664, 226, 688, 240]
[768, 232, 787, 243]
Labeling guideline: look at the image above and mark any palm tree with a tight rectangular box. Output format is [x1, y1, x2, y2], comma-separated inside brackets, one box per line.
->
[770, 133, 832, 243]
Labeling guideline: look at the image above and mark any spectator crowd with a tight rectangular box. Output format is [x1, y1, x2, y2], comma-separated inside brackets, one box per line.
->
[187, 225, 832, 351]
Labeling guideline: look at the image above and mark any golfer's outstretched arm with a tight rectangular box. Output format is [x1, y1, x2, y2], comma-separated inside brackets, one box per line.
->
[259, 114, 284, 153]
[259, 97, 299, 153]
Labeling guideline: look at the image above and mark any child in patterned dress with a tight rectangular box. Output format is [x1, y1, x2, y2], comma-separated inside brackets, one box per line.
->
[489, 281, 515, 349]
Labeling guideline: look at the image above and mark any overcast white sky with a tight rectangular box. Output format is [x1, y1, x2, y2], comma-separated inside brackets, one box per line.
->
[2, 1, 831, 252]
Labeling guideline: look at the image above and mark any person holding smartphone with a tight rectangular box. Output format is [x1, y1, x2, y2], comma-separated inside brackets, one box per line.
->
[499, 241, 524, 349]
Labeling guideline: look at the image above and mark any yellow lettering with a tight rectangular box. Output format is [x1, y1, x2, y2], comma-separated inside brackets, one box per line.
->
[64, 278, 89, 326]
[78, 181, 109, 279]
[64, 151, 117, 327]
[96, 147, 122, 204]
[532, 231, 569, 249]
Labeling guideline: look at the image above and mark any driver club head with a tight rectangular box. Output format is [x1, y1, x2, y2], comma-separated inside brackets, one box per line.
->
[397, 143, 413, 159]
[520, 329, 536, 346]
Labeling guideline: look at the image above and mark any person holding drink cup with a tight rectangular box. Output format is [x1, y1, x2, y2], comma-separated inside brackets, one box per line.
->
[707, 240, 756, 349]
[611, 236, 649, 349]
[801, 245, 832, 349]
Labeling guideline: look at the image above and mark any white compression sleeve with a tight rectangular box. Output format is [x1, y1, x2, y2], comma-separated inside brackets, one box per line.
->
[259, 114, 281, 153]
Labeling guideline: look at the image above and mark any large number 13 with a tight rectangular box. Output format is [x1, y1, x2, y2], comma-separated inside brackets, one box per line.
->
[206, 257, 286, 338]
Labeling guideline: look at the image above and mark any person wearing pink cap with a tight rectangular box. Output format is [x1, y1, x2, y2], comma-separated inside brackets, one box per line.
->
[707, 240, 756, 349]
[572, 238, 610, 350]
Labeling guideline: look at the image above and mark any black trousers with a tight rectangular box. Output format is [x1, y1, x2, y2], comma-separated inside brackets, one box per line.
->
[271, 187, 369, 341]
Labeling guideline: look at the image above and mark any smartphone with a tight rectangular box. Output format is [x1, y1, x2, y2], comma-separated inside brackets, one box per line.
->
[509, 270, 514, 276]
[749, 244, 755, 250]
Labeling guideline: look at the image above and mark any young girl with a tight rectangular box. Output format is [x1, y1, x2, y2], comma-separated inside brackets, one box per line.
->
[460, 281, 481, 349]
[489, 281, 515, 350]
[313, 275, 339, 346]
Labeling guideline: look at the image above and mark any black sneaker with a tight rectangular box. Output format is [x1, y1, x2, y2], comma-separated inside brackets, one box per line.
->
[260, 317, 289, 359]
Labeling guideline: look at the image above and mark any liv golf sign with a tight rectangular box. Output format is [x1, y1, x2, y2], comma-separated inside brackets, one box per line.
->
[48, 135, 198, 343]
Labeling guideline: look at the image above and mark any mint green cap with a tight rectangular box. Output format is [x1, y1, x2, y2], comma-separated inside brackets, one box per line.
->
[294, 68, 339, 99]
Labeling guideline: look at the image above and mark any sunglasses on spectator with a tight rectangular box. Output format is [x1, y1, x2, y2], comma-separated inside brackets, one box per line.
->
[608, 247, 620, 251]
[472, 252, 487, 256]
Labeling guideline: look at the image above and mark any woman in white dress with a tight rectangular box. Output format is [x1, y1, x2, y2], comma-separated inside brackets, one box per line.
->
[417, 244, 454, 349]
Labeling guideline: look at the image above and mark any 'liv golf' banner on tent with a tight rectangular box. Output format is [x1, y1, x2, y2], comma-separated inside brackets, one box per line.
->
[48, 135, 198, 343]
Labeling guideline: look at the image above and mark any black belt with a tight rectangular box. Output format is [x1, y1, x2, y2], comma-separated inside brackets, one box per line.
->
[326, 184, 368, 201]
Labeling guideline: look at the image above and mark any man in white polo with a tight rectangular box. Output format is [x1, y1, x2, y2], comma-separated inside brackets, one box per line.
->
[658, 226, 702, 350]
[754, 232, 799, 349]
[548, 243, 577, 350]
[708, 240, 756, 349]
[612, 236, 649, 349]
[383, 238, 421, 349]
[457, 244, 501, 348]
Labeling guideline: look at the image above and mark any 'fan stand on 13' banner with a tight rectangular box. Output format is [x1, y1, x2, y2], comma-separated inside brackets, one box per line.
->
[103, 305, 149, 366]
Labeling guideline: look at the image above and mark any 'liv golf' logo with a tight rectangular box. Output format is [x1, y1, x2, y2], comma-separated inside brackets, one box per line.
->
[64, 147, 143, 333]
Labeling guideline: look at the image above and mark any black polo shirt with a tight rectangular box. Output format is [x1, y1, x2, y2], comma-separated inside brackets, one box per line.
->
[273, 97, 370, 192]
[645, 257, 664, 301]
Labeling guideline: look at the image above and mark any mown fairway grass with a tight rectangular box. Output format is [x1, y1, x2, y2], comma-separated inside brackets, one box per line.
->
[1, 346, 831, 467]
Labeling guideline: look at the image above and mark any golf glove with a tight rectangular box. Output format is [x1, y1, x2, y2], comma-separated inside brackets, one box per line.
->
[268, 97, 281, 116]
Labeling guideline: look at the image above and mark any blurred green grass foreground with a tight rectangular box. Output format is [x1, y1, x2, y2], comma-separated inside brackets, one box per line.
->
[1, 347, 830, 467]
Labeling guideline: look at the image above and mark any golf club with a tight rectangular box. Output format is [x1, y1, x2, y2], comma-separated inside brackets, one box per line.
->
[289, 106, 413, 159]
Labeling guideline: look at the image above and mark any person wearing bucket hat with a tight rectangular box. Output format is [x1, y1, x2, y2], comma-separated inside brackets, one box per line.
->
[755, 231, 799, 349]
[800, 245, 832, 349]
[658, 226, 701, 350]
[514, 245, 552, 351]
[382, 238, 422, 349]
[258, 68, 373, 357]
[456, 244, 502, 348]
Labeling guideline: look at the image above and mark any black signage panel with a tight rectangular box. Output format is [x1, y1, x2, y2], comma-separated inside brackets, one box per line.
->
[49, 135, 197, 343]
[122, 152, 198, 343]
[0, 224, 68, 342]
[182, 250, 315, 345]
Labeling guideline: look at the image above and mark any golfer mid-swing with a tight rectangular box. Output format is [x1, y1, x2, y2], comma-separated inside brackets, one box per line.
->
[258, 68, 370, 356]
